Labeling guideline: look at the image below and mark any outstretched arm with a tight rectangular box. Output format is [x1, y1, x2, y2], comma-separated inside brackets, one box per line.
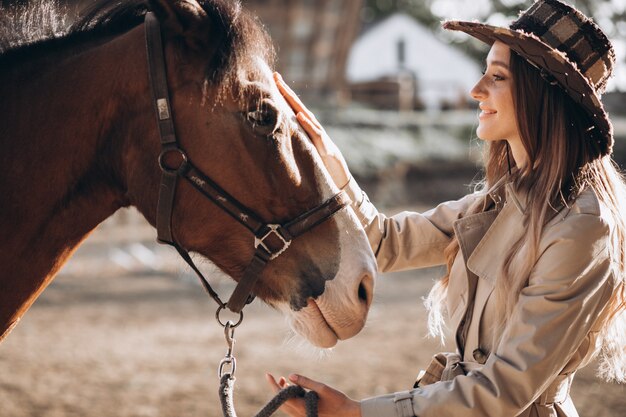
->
[273, 72, 478, 273]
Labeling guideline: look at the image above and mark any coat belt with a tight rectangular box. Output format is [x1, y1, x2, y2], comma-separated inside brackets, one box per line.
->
[415, 352, 574, 405]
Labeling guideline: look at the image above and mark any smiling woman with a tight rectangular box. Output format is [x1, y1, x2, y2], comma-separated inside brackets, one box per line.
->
[472, 43, 526, 166]
[268, 1, 626, 417]
[0, 0, 376, 356]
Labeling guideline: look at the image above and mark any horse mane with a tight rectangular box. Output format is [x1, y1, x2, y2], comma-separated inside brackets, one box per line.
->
[0, 0, 72, 53]
[0, 0, 275, 92]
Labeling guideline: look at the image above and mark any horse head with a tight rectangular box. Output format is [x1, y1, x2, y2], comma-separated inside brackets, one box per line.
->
[121, 0, 376, 348]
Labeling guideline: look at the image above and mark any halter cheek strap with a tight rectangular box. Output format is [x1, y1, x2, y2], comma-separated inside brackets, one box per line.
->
[144, 12, 350, 313]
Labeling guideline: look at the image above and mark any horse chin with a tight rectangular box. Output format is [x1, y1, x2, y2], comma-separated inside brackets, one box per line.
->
[283, 299, 340, 348]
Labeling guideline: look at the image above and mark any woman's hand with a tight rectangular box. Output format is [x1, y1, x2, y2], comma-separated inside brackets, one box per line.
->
[273, 73, 352, 190]
[266, 373, 361, 417]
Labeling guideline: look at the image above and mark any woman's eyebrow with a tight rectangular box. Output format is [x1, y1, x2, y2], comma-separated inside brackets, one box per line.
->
[486, 60, 510, 70]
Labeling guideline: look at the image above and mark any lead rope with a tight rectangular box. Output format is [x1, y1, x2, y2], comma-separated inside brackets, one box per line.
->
[217, 321, 319, 417]
[219, 375, 319, 417]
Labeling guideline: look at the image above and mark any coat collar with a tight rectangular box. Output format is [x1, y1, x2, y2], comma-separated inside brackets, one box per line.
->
[482, 174, 528, 215]
[504, 182, 528, 214]
[464, 174, 578, 285]
[465, 200, 527, 285]
[462, 177, 529, 286]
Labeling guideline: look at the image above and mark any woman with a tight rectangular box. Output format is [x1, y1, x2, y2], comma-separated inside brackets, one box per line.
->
[267, 0, 625, 416]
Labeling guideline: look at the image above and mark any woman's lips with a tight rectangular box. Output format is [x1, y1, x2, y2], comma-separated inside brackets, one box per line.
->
[479, 109, 497, 119]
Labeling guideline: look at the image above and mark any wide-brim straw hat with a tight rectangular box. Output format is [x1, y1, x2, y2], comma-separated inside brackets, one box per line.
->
[443, 0, 616, 156]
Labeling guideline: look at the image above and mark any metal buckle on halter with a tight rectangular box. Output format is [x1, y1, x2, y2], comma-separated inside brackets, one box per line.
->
[254, 224, 291, 260]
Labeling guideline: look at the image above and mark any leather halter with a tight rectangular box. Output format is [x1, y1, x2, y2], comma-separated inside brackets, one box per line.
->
[144, 12, 350, 313]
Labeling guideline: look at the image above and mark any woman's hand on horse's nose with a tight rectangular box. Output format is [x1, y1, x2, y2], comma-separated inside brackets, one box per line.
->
[273, 72, 352, 190]
[265, 372, 362, 417]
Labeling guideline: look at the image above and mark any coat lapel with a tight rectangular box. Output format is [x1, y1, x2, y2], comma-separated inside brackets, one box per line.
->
[466, 183, 527, 286]
[451, 210, 499, 352]
[449, 180, 529, 355]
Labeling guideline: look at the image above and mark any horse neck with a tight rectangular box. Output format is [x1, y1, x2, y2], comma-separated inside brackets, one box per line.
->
[0, 24, 150, 340]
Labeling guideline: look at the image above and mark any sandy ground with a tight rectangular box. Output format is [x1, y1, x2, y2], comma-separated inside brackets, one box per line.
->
[1, 210, 624, 417]
[1, 267, 624, 416]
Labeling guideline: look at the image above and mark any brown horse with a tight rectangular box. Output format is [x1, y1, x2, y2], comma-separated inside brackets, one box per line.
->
[0, 0, 376, 349]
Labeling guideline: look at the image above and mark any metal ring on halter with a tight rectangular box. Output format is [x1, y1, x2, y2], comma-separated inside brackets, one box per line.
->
[158, 147, 189, 174]
[216, 305, 244, 328]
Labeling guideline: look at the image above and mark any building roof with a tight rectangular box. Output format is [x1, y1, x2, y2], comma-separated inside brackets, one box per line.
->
[347, 13, 483, 108]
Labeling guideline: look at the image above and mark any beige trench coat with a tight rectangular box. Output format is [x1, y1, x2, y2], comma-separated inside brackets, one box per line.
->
[344, 176, 616, 417]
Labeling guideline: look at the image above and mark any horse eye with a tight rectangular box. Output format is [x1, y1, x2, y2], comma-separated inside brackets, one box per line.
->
[246, 100, 280, 136]
[247, 108, 275, 126]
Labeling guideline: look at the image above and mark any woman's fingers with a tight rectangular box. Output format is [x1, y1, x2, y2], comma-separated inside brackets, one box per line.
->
[296, 112, 323, 145]
[288, 374, 328, 394]
[269, 373, 326, 396]
[266, 373, 308, 417]
[266, 373, 282, 393]
[273, 73, 321, 129]
[273, 73, 305, 113]
[272, 73, 326, 150]
[268, 373, 361, 417]
[272, 73, 352, 190]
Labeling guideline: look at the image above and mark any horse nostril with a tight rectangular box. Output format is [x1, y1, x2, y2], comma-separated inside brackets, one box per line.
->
[357, 272, 374, 308]
[357, 272, 374, 306]
[358, 282, 368, 302]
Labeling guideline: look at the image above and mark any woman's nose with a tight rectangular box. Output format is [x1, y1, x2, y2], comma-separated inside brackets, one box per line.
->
[470, 79, 486, 101]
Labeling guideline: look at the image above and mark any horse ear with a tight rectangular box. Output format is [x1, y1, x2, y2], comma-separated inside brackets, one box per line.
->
[148, 0, 209, 48]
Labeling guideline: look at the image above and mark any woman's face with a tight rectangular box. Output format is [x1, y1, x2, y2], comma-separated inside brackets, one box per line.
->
[471, 41, 524, 162]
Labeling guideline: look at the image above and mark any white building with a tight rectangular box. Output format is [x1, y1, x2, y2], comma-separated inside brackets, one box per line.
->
[346, 13, 483, 110]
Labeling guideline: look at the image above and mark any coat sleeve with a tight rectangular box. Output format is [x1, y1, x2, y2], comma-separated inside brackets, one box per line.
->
[343, 177, 480, 273]
[360, 212, 615, 417]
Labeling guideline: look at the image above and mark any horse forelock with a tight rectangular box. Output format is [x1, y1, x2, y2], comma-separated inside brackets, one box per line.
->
[199, 0, 276, 108]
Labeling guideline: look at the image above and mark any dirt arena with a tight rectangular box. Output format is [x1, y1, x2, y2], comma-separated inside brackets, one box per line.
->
[1, 206, 625, 417]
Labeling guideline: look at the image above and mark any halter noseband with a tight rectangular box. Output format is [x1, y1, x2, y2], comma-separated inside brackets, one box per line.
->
[144, 12, 350, 314]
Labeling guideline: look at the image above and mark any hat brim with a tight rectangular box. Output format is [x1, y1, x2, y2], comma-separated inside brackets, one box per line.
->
[443, 20, 613, 155]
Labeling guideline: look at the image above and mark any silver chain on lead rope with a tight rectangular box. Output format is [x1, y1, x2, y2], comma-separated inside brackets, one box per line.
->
[216, 306, 243, 379]
[215, 306, 318, 417]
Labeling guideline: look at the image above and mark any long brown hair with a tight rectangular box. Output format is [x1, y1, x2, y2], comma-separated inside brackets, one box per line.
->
[426, 49, 626, 382]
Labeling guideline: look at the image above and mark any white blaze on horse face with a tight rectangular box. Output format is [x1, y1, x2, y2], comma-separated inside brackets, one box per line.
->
[252, 57, 376, 347]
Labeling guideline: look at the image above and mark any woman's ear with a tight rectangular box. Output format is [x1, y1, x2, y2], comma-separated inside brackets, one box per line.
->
[148, 0, 209, 48]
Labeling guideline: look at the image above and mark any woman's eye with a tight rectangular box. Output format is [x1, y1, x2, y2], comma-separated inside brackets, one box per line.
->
[481, 68, 505, 81]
